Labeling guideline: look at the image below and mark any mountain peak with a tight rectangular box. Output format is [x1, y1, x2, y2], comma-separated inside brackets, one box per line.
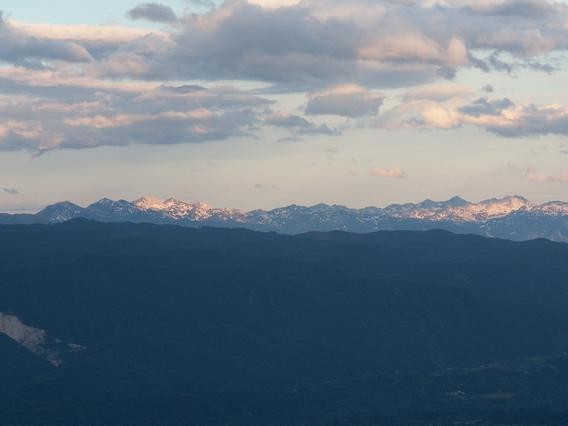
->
[446, 196, 469, 207]
[38, 201, 82, 212]
[89, 198, 115, 207]
[36, 201, 84, 223]
[51, 201, 81, 208]
[133, 196, 167, 210]
[481, 195, 531, 207]
[415, 197, 466, 209]
[482, 195, 530, 204]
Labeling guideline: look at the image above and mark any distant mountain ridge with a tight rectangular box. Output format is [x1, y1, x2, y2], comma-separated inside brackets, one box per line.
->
[2, 195, 568, 242]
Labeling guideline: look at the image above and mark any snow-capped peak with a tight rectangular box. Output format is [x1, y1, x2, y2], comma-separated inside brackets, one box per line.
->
[381, 195, 534, 222]
[36, 201, 84, 223]
[478, 196, 531, 218]
[132, 197, 222, 220]
[133, 196, 168, 211]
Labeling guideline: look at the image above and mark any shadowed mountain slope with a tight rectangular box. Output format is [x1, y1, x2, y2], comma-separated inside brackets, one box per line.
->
[1, 221, 568, 424]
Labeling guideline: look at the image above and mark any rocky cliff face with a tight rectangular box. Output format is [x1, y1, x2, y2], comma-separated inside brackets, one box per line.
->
[0, 313, 84, 366]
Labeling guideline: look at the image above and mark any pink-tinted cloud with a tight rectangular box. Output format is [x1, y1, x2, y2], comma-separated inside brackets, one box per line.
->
[370, 167, 407, 178]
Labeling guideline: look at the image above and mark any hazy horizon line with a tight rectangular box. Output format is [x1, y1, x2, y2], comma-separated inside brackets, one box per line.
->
[2, 193, 565, 215]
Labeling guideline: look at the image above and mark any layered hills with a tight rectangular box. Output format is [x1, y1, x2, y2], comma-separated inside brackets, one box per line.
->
[1, 221, 568, 424]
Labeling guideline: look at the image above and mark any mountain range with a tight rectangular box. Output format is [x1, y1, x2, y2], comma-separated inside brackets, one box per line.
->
[2, 195, 568, 242]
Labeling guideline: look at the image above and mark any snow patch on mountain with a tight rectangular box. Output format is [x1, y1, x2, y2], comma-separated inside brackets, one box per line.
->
[36, 201, 84, 224]
[381, 195, 533, 222]
[132, 196, 246, 222]
[536, 201, 568, 216]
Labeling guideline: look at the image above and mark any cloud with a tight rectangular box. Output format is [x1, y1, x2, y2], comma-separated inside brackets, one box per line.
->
[186, 0, 217, 9]
[0, 81, 275, 152]
[3, 0, 568, 84]
[359, 35, 468, 67]
[370, 167, 406, 178]
[9, 21, 166, 42]
[254, 183, 278, 190]
[459, 97, 515, 117]
[128, 3, 178, 23]
[0, 67, 333, 153]
[264, 112, 338, 135]
[248, 0, 301, 8]
[464, 0, 556, 18]
[277, 136, 303, 143]
[306, 84, 384, 117]
[2, 0, 568, 153]
[379, 84, 469, 130]
[510, 164, 568, 183]
[0, 12, 93, 64]
[140, 0, 568, 85]
[381, 89, 568, 138]
[2, 188, 19, 195]
[463, 100, 568, 138]
[525, 170, 568, 183]
[402, 82, 474, 102]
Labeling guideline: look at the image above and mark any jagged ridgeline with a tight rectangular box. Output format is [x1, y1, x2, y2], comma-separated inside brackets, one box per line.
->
[1, 221, 568, 425]
[2, 195, 568, 242]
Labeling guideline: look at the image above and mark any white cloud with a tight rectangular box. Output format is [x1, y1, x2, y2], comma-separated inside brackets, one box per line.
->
[370, 167, 407, 178]
[10, 21, 167, 42]
[360, 35, 468, 67]
[509, 164, 568, 183]
[380, 89, 568, 138]
[306, 84, 385, 117]
[526, 170, 568, 183]
[402, 82, 474, 102]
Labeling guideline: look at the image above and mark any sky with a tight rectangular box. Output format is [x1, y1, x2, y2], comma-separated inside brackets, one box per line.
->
[1, 0, 568, 212]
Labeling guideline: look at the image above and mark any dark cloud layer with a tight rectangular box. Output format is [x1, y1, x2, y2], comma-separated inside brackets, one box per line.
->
[460, 97, 515, 117]
[128, 3, 178, 23]
[265, 112, 338, 136]
[2, 188, 19, 195]
[466, 0, 556, 18]
[1, 0, 568, 152]
[0, 82, 275, 152]
[0, 12, 92, 64]
[5, 1, 568, 84]
[93, 0, 568, 86]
